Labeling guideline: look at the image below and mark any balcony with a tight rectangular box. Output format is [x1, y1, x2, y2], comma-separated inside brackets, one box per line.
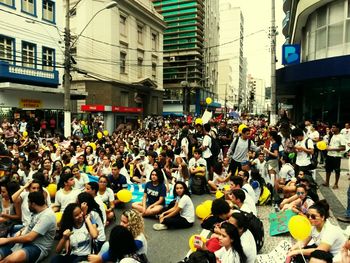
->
[0, 61, 59, 87]
[282, 11, 290, 37]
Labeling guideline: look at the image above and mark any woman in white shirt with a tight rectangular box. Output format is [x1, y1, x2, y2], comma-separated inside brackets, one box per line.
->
[215, 222, 247, 263]
[153, 181, 194, 230]
[288, 200, 346, 262]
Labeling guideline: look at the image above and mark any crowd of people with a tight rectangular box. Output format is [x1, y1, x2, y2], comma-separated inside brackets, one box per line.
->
[0, 115, 347, 262]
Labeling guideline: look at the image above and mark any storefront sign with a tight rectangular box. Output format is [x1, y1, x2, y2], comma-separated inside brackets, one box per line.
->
[81, 105, 106, 112]
[112, 106, 143, 113]
[282, 44, 300, 65]
[19, 99, 42, 108]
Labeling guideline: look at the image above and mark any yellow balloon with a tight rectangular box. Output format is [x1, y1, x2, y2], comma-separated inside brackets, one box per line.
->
[103, 203, 107, 210]
[195, 204, 211, 219]
[116, 189, 133, 203]
[23, 131, 28, 137]
[55, 212, 63, 224]
[97, 132, 103, 139]
[203, 200, 213, 210]
[288, 215, 312, 241]
[46, 184, 57, 199]
[89, 142, 96, 151]
[195, 118, 203, 125]
[223, 185, 230, 191]
[316, 141, 327, 151]
[188, 234, 207, 252]
[205, 97, 212, 105]
[215, 190, 224, 199]
[81, 120, 86, 126]
[238, 124, 248, 134]
[103, 130, 109, 136]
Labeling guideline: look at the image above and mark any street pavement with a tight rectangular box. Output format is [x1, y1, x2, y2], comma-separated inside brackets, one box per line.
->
[41, 159, 349, 263]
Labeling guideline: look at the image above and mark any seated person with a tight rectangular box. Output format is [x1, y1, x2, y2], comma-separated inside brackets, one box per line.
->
[201, 198, 231, 232]
[208, 162, 230, 192]
[277, 155, 295, 197]
[280, 184, 314, 215]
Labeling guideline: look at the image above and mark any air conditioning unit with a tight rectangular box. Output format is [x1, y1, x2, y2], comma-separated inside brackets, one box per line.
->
[169, 57, 175, 62]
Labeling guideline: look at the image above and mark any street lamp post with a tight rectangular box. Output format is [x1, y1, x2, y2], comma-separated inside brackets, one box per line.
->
[270, 0, 277, 125]
[63, 0, 118, 138]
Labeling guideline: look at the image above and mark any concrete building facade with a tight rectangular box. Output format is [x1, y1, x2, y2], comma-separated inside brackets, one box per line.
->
[278, 0, 350, 123]
[71, 0, 166, 129]
[217, 1, 245, 111]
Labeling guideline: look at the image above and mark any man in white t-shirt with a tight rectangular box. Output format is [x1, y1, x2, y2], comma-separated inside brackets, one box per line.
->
[292, 128, 314, 174]
[324, 124, 346, 189]
[201, 123, 213, 180]
[340, 123, 350, 144]
[229, 176, 257, 216]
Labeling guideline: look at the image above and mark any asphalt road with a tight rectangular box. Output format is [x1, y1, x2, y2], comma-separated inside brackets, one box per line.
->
[43, 194, 215, 263]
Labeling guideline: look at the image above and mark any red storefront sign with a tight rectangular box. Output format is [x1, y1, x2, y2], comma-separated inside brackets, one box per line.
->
[112, 106, 143, 113]
[81, 105, 106, 112]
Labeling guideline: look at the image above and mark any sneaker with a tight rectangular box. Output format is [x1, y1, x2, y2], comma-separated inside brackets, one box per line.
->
[153, 223, 168, 231]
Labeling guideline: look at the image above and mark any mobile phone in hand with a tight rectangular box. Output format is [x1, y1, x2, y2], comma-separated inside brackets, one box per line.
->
[193, 235, 203, 249]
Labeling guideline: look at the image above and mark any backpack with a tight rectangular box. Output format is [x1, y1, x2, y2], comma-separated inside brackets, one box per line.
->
[191, 175, 207, 195]
[239, 210, 264, 252]
[208, 135, 221, 158]
[305, 138, 318, 169]
[258, 186, 271, 205]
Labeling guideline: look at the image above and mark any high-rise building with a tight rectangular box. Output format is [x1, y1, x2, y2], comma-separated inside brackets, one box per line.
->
[152, 0, 219, 116]
[278, 0, 350, 122]
[217, 1, 244, 111]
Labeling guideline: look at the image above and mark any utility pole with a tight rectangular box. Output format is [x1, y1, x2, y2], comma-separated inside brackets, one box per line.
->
[64, 0, 71, 138]
[224, 83, 227, 117]
[270, 0, 277, 125]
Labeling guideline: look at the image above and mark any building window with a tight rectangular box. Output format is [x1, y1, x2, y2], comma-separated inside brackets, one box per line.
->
[137, 25, 143, 44]
[42, 47, 54, 71]
[22, 41, 36, 68]
[137, 58, 143, 78]
[120, 52, 126, 74]
[0, 0, 14, 7]
[22, 0, 35, 15]
[152, 63, 157, 81]
[0, 36, 14, 64]
[151, 33, 157, 51]
[43, 0, 55, 23]
[120, 15, 127, 36]
[121, 91, 129, 107]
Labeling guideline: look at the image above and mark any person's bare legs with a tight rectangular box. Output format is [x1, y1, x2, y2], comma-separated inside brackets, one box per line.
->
[0, 250, 27, 263]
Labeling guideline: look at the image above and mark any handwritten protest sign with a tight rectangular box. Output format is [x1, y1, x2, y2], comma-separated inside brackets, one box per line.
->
[269, 210, 296, 236]
[256, 240, 292, 263]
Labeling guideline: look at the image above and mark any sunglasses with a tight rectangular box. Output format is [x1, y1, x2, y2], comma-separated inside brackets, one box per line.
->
[307, 214, 319, 220]
[296, 192, 305, 195]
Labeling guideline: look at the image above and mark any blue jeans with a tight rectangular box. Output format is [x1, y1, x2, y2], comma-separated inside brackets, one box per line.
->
[347, 185, 350, 217]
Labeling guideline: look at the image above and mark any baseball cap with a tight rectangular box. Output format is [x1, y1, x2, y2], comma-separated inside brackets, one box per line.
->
[241, 160, 250, 166]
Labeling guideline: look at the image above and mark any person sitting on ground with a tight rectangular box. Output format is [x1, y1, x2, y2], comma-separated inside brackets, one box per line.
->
[153, 181, 194, 231]
[229, 212, 257, 263]
[201, 198, 232, 232]
[237, 170, 255, 203]
[280, 184, 314, 215]
[132, 168, 166, 217]
[0, 191, 56, 262]
[229, 189, 255, 215]
[214, 222, 247, 263]
[71, 164, 89, 191]
[277, 155, 295, 197]
[85, 181, 107, 226]
[51, 203, 98, 263]
[287, 200, 346, 263]
[108, 161, 128, 206]
[97, 176, 115, 224]
[227, 176, 257, 216]
[208, 162, 230, 192]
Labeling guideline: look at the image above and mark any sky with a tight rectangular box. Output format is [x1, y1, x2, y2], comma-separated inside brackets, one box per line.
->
[237, 0, 285, 86]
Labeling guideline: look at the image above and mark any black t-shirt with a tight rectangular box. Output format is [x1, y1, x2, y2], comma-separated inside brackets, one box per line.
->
[108, 173, 127, 193]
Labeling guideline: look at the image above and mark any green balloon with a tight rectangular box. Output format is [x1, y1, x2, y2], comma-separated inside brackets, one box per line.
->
[288, 152, 296, 159]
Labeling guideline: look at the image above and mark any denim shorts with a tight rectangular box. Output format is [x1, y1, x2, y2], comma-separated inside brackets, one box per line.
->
[0, 243, 41, 262]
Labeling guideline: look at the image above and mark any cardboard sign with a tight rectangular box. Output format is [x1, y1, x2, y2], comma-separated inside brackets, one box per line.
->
[256, 240, 292, 263]
[269, 210, 296, 236]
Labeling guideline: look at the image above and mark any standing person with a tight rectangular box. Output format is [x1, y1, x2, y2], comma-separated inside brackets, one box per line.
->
[323, 124, 346, 189]
[153, 181, 195, 230]
[49, 117, 56, 136]
[218, 120, 233, 158]
[0, 191, 56, 262]
[337, 184, 350, 223]
[263, 131, 281, 190]
[292, 128, 314, 174]
[201, 123, 214, 180]
[227, 127, 260, 176]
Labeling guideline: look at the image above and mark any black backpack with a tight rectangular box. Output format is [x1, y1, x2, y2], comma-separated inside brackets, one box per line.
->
[191, 175, 207, 195]
[231, 136, 252, 156]
[239, 210, 264, 252]
[208, 135, 221, 158]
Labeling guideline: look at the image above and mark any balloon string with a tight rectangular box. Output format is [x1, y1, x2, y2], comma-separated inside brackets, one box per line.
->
[298, 242, 307, 263]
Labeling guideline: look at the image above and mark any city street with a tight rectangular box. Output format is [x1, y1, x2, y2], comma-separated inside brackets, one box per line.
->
[41, 159, 349, 262]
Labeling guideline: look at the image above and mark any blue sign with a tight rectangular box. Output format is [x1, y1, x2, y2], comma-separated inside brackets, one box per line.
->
[282, 44, 300, 65]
